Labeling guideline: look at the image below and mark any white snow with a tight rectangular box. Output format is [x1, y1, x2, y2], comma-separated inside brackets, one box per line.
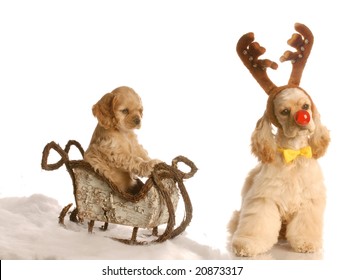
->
[0, 193, 226, 260]
[0, 181, 339, 260]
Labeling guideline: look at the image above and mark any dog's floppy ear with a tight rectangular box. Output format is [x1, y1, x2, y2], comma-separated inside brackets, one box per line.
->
[309, 105, 330, 159]
[92, 92, 117, 129]
[251, 112, 277, 163]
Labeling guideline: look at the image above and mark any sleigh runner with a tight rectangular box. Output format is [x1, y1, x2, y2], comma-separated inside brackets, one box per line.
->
[41, 140, 197, 244]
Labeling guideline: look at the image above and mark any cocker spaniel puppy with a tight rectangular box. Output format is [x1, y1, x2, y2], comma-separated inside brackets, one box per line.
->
[84, 86, 160, 194]
[228, 24, 330, 257]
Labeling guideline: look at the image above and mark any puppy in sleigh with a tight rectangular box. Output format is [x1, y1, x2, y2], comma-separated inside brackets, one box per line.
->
[42, 86, 197, 245]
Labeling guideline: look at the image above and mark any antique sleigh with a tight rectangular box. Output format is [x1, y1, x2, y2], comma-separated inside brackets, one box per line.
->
[41, 140, 197, 244]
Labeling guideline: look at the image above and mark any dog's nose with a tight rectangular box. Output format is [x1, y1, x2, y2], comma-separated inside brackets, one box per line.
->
[294, 110, 310, 126]
[134, 117, 141, 125]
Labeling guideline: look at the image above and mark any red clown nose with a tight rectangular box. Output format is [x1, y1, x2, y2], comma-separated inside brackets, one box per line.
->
[294, 110, 311, 126]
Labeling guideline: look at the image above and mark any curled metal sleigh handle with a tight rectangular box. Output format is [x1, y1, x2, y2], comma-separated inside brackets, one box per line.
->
[41, 140, 85, 171]
[152, 156, 197, 182]
[171, 156, 198, 179]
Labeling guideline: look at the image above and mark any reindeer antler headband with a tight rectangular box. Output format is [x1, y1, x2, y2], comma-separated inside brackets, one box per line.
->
[237, 23, 314, 127]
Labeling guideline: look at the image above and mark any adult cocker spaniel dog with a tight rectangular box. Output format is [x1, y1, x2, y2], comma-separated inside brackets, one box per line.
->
[84, 86, 160, 194]
[228, 24, 330, 257]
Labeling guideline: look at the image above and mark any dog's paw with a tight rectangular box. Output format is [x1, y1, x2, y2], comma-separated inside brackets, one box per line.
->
[150, 159, 162, 167]
[137, 159, 161, 177]
[289, 238, 321, 253]
[232, 238, 257, 257]
[231, 236, 272, 257]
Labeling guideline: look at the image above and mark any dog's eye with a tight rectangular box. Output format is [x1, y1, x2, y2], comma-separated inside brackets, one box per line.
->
[121, 109, 129, 115]
[302, 104, 310, 110]
[280, 109, 290, 116]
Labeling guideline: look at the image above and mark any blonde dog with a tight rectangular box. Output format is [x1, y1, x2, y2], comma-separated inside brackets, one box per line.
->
[228, 24, 330, 257]
[84, 86, 160, 194]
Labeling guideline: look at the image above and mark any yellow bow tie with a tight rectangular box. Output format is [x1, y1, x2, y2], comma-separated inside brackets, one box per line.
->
[278, 146, 312, 163]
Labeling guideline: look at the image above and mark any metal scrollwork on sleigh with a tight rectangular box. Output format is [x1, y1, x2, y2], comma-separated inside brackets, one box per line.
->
[41, 140, 197, 245]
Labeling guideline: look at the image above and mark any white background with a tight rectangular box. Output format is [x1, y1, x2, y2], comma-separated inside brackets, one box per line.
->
[1, 0, 342, 269]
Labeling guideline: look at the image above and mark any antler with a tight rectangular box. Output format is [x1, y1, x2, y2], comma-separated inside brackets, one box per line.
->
[237, 32, 278, 95]
[280, 23, 314, 86]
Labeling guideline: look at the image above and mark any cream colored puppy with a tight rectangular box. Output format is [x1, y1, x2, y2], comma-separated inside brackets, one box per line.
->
[84, 86, 160, 194]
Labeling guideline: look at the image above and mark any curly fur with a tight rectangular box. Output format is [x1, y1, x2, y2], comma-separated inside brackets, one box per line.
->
[228, 88, 330, 257]
[84, 86, 160, 194]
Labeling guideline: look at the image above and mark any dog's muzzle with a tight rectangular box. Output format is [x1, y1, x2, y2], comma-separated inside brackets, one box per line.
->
[133, 117, 141, 126]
